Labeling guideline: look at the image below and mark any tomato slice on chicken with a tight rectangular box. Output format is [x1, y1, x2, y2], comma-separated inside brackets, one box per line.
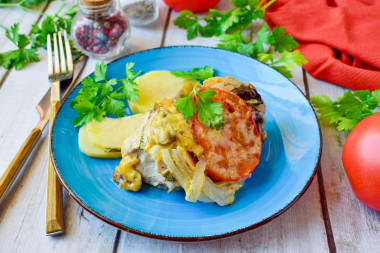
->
[192, 88, 262, 182]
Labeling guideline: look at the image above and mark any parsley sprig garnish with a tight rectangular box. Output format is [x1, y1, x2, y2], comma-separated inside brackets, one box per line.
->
[176, 83, 224, 130]
[311, 90, 380, 131]
[70, 62, 141, 127]
[171, 66, 214, 81]
[173, 0, 307, 78]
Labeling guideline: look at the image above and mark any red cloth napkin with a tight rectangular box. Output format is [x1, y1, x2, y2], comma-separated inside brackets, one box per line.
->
[265, 0, 380, 91]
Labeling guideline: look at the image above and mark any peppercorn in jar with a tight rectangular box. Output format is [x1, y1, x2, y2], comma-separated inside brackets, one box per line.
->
[71, 0, 131, 59]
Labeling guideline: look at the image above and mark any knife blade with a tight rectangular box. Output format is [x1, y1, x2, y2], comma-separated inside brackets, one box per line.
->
[0, 56, 88, 201]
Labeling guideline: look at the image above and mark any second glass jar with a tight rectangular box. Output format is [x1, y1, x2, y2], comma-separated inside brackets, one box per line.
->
[122, 0, 159, 26]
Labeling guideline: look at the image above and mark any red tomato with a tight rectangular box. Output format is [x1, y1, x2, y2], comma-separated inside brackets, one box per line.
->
[342, 113, 380, 211]
[192, 88, 262, 182]
[163, 0, 221, 12]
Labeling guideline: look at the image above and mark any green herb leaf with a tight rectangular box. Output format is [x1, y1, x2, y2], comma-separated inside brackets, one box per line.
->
[197, 100, 224, 129]
[176, 95, 198, 119]
[175, 81, 224, 130]
[70, 62, 141, 127]
[173, 10, 201, 40]
[0, 23, 39, 70]
[197, 88, 217, 103]
[256, 24, 275, 52]
[121, 79, 139, 101]
[94, 62, 108, 82]
[171, 66, 214, 81]
[311, 89, 380, 131]
[271, 27, 299, 53]
[274, 50, 308, 70]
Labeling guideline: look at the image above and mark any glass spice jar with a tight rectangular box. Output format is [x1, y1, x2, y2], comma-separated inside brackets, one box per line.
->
[122, 0, 159, 26]
[71, 0, 131, 60]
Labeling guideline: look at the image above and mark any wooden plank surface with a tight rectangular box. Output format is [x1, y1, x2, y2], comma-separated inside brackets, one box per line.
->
[0, 4, 47, 82]
[307, 74, 380, 253]
[1, 0, 379, 252]
[0, 2, 119, 252]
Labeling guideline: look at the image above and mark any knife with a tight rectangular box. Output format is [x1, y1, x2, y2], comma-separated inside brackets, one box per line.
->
[0, 56, 88, 202]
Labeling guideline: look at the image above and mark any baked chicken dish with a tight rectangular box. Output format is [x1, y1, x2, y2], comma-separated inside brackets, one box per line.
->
[113, 76, 266, 206]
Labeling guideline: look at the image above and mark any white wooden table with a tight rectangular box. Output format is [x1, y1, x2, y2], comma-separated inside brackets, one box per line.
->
[0, 0, 379, 252]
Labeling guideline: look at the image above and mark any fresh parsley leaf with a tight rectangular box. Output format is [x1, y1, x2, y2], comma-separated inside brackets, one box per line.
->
[271, 27, 299, 53]
[70, 62, 141, 127]
[220, 8, 241, 33]
[257, 53, 275, 63]
[121, 79, 139, 101]
[0, 23, 39, 70]
[273, 50, 308, 70]
[176, 95, 198, 119]
[125, 62, 142, 80]
[270, 50, 308, 77]
[256, 24, 275, 51]
[171, 66, 214, 81]
[197, 100, 224, 129]
[94, 62, 108, 82]
[175, 82, 224, 130]
[337, 117, 358, 132]
[311, 89, 380, 131]
[121, 63, 141, 101]
[102, 97, 126, 117]
[197, 88, 217, 103]
[173, 10, 201, 40]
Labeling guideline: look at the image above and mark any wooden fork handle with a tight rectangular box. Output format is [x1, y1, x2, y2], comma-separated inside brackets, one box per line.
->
[46, 100, 63, 235]
[0, 128, 42, 200]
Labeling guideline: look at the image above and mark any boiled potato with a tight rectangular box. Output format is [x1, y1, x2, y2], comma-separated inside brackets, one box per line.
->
[78, 124, 121, 158]
[128, 71, 188, 114]
[79, 114, 144, 158]
[87, 114, 144, 149]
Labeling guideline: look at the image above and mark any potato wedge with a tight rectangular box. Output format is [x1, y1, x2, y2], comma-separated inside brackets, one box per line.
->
[128, 71, 188, 114]
[86, 114, 144, 150]
[78, 124, 121, 158]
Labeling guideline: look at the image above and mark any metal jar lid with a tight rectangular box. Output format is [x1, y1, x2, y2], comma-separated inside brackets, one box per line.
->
[79, 0, 111, 6]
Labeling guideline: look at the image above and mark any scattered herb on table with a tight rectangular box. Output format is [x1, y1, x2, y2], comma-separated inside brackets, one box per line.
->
[70, 62, 141, 127]
[171, 65, 214, 81]
[0, 4, 81, 70]
[0, 0, 48, 9]
[310, 89, 380, 131]
[176, 82, 224, 130]
[173, 0, 308, 78]
[0, 23, 39, 70]
[30, 4, 78, 49]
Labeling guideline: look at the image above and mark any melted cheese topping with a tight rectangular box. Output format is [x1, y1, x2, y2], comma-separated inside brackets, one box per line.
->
[144, 99, 203, 159]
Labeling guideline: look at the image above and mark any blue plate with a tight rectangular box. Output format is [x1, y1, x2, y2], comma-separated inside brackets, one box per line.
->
[51, 46, 321, 241]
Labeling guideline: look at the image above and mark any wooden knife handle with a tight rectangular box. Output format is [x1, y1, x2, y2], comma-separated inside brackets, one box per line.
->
[46, 100, 63, 235]
[0, 128, 42, 200]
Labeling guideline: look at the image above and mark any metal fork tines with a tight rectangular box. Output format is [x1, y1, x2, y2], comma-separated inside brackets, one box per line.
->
[46, 30, 73, 236]
[47, 31, 74, 82]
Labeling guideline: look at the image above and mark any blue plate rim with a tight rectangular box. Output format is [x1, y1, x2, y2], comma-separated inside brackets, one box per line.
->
[50, 45, 322, 241]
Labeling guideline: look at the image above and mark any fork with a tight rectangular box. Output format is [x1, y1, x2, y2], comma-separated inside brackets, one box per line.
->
[46, 30, 73, 236]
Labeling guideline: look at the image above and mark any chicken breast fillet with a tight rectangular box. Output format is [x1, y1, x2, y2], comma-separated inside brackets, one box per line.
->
[113, 76, 266, 204]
